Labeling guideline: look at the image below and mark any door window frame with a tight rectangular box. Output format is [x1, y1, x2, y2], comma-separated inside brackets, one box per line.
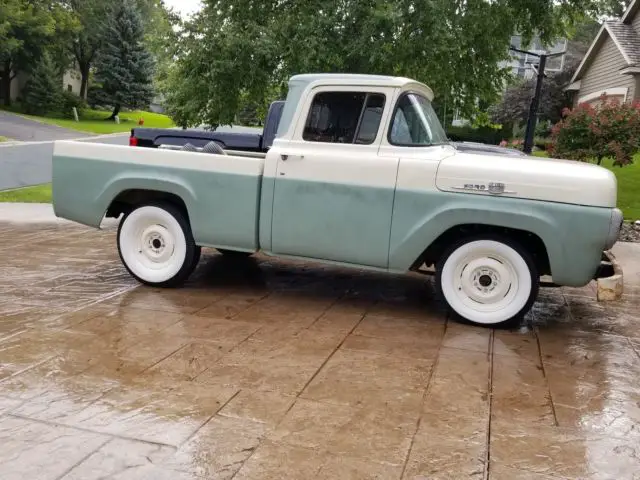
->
[292, 85, 394, 147]
[386, 90, 449, 148]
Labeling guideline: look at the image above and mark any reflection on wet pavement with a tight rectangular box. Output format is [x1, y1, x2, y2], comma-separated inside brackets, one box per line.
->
[0, 218, 639, 479]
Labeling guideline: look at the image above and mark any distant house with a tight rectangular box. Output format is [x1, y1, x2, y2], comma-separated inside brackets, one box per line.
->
[566, 0, 640, 106]
[2, 64, 82, 103]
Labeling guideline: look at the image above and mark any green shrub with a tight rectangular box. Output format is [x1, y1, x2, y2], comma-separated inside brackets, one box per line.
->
[550, 97, 640, 166]
[446, 125, 510, 145]
[58, 91, 87, 118]
[534, 136, 553, 151]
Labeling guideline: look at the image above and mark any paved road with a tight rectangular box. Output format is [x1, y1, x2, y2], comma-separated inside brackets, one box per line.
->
[0, 134, 129, 191]
[0, 109, 132, 190]
[0, 110, 90, 142]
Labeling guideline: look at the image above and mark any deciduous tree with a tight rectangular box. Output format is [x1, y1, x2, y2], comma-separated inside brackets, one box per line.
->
[0, 0, 55, 105]
[162, 0, 623, 129]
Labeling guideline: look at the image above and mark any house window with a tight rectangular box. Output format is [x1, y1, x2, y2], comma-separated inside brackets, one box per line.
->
[303, 91, 386, 144]
[67, 84, 73, 92]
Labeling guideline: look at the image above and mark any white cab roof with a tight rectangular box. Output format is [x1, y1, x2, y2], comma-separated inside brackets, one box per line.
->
[288, 73, 434, 99]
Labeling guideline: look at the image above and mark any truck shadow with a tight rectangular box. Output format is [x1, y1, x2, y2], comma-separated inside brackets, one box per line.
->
[184, 248, 450, 319]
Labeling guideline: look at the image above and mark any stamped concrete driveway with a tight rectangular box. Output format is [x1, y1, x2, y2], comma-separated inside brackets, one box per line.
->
[1, 205, 640, 480]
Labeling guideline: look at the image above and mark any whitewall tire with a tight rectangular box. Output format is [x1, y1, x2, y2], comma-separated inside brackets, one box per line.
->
[117, 202, 201, 287]
[436, 236, 538, 327]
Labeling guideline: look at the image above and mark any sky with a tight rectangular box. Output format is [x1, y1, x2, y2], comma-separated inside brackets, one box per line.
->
[164, 0, 203, 19]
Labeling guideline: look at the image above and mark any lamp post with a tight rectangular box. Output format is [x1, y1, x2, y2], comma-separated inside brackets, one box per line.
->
[509, 46, 565, 154]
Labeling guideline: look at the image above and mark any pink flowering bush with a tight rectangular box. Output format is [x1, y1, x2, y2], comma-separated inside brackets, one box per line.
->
[549, 96, 640, 166]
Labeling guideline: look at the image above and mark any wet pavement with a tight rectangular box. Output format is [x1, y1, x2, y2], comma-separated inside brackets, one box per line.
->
[1, 207, 640, 479]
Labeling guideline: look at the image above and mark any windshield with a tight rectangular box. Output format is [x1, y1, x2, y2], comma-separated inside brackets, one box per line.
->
[389, 93, 449, 146]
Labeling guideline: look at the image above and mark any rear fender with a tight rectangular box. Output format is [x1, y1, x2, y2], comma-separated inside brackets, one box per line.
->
[97, 173, 197, 225]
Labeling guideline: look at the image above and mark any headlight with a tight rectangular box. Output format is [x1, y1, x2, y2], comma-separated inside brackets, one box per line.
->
[605, 208, 623, 250]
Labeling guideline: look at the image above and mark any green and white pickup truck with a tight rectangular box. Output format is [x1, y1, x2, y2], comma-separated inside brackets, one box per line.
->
[52, 73, 623, 327]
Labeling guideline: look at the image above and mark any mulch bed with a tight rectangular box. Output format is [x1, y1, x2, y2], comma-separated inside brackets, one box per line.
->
[620, 222, 640, 243]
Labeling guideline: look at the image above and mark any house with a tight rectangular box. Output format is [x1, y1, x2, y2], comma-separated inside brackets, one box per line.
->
[1, 65, 82, 103]
[566, 0, 640, 106]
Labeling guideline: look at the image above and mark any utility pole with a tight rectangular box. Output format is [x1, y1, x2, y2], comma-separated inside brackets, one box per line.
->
[509, 46, 565, 154]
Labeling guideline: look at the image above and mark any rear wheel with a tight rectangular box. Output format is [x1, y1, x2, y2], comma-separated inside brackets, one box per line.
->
[117, 202, 200, 287]
[435, 235, 538, 327]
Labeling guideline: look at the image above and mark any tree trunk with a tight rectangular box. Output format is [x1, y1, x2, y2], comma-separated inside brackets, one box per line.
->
[79, 63, 90, 100]
[108, 104, 121, 120]
[1, 60, 12, 106]
[597, 156, 603, 166]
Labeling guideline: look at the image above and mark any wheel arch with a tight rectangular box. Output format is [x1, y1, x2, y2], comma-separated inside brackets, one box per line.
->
[106, 189, 190, 221]
[98, 176, 197, 225]
[413, 224, 551, 276]
[389, 205, 560, 277]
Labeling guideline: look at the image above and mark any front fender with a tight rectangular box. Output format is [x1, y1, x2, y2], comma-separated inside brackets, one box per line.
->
[388, 193, 610, 286]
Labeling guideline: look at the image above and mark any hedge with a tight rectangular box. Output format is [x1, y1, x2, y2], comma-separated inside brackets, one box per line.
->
[446, 125, 509, 145]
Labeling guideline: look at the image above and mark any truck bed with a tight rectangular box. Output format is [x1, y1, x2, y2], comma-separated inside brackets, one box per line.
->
[130, 126, 264, 151]
[52, 140, 265, 251]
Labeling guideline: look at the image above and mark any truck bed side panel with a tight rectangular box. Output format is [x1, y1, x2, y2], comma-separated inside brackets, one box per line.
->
[52, 141, 264, 251]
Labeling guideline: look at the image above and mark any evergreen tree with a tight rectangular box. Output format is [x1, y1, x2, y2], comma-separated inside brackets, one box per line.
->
[21, 52, 61, 115]
[94, 0, 155, 120]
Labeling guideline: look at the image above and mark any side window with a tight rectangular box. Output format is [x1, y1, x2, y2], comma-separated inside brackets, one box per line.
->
[303, 91, 385, 144]
[388, 93, 448, 146]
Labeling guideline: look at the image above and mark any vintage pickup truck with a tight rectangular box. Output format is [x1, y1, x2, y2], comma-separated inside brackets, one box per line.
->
[51, 73, 623, 327]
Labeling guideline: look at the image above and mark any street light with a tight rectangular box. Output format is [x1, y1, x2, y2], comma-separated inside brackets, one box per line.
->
[509, 46, 566, 154]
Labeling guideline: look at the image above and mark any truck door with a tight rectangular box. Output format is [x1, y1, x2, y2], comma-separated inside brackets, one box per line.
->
[270, 86, 398, 268]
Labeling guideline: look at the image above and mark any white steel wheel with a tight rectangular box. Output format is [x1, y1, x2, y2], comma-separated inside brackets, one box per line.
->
[436, 236, 538, 327]
[117, 202, 200, 287]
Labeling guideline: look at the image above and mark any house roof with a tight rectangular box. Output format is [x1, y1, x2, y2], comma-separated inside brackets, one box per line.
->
[605, 20, 640, 65]
[570, 0, 640, 84]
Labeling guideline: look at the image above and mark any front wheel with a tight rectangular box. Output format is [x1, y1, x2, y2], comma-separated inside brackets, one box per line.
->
[117, 202, 201, 287]
[435, 236, 539, 327]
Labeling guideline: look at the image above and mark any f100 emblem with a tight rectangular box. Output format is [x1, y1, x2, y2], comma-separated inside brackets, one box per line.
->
[453, 182, 514, 195]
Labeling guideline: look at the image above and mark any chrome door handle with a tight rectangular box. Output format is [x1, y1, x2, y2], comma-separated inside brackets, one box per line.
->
[280, 154, 303, 161]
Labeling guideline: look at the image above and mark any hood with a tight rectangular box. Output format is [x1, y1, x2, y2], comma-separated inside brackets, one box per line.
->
[435, 151, 617, 208]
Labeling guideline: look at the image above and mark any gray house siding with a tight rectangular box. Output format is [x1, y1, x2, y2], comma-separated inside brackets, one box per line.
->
[633, 9, 640, 32]
[577, 36, 636, 104]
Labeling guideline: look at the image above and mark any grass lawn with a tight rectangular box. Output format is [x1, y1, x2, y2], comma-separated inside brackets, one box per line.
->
[0, 136, 10, 142]
[4, 108, 174, 135]
[601, 157, 640, 221]
[0, 184, 52, 203]
[532, 150, 640, 220]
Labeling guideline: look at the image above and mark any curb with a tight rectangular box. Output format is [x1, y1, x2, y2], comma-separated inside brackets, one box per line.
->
[597, 250, 624, 301]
